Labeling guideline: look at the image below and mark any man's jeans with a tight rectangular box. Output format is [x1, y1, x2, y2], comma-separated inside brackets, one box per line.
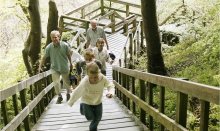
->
[80, 103, 103, 131]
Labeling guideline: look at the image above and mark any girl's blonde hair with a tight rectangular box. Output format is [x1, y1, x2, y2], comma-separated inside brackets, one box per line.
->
[83, 48, 95, 58]
[96, 38, 105, 47]
[86, 62, 100, 75]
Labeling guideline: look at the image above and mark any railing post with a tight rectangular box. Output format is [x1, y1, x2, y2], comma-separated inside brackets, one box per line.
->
[126, 4, 129, 17]
[176, 78, 188, 128]
[131, 76, 136, 114]
[122, 73, 127, 106]
[126, 75, 130, 110]
[115, 70, 119, 97]
[118, 72, 122, 101]
[110, 13, 115, 33]
[39, 80, 45, 114]
[148, 82, 154, 130]
[137, 24, 140, 56]
[119, 59, 122, 67]
[86, 21, 90, 31]
[44, 78, 50, 106]
[200, 100, 210, 131]
[129, 33, 133, 62]
[81, 8, 85, 19]
[159, 86, 165, 131]
[139, 79, 146, 124]
[100, 0, 104, 16]
[133, 19, 137, 58]
[176, 92, 188, 127]
[140, 20, 144, 48]
[12, 94, 21, 131]
[113, 70, 117, 97]
[77, 36, 80, 47]
[123, 22, 128, 34]
[124, 47, 127, 68]
[1, 100, 8, 126]
[30, 85, 37, 123]
[34, 82, 41, 118]
[20, 89, 30, 131]
[59, 16, 64, 33]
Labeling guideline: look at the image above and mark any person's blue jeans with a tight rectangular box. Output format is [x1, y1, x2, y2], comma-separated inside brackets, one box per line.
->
[80, 103, 103, 131]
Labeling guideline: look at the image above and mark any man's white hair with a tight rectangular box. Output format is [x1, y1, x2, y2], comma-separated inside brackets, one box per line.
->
[50, 30, 60, 37]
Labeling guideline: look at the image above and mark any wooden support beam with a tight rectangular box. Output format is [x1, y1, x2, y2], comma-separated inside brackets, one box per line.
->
[12, 94, 21, 131]
[139, 80, 146, 124]
[159, 86, 165, 131]
[20, 89, 30, 131]
[200, 100, 210, 131]
[100, 0, 104, 15]
[176, 92, 188, 127]
[1, 100, 8, 126]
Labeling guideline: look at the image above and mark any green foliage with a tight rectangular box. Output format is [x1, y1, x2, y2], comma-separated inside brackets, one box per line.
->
[0, 49, 27, 90]
[61, 31, 73, 43]
[187, 111, 199, 130]
[165, 22, 220, 86]
[209, 104, 220, 130]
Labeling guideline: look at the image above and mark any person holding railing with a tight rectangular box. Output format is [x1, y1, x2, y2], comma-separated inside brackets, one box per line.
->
[38, 30, 73, 104]
[85, 19, 109, 50]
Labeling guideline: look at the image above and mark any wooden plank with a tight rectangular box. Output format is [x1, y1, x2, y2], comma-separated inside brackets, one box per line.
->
[100, 126, 141, 131]
[35, 114, 130, 127]
[41, 110, 124, 120]
[33, 118, 134, 130]
[35, 122, 138, 131]
[112, 67, 220, 104]
[87, 121, 138, 130]
[39, 112, 129, 122]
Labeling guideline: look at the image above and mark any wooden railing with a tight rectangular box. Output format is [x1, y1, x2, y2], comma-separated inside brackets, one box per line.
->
[59, 0, 142, 33]
[118, 20, 144, 68]
[0, 71, 56, 131]
[112, 66, 220, 131]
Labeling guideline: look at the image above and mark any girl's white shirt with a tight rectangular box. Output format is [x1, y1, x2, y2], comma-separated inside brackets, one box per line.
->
[68, 74, 114, 106]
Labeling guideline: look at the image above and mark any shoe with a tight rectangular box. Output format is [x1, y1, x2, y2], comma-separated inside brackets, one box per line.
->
[57, 96, 63, 104]
[66, 94, 70, 101]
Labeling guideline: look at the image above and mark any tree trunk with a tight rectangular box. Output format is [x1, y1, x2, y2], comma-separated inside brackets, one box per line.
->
[17, 0, 31, 22]
[141, 0, 167, 75]
[22, 0, 41, 76]
[45, 0, 59, 46]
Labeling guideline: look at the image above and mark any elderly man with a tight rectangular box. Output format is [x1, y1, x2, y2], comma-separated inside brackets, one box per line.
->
[38, 30, 73, 104]
[85, 19, 109, 50]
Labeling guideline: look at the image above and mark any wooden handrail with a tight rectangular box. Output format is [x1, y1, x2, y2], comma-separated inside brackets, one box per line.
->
[68, 29, 86, 47]
[113, 66, 220, 105]
[0, 70, 55, 131]
[0, 70, 52, 102]
[106, 0, 141, 8]
[65, 0, 98, 16]
[1, 82, 56, 131]
[113, 81, 187, 131]
[113, 66, 220, 130]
